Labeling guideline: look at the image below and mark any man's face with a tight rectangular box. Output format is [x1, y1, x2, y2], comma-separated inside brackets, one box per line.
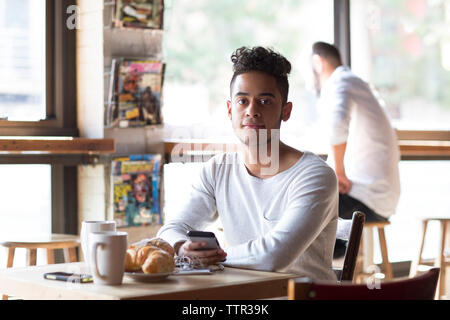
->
[227, 71, 292, 146]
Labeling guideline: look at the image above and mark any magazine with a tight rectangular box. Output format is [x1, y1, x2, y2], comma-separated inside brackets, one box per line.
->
[114, 0, 164, 29]
[114, 58, 164, 128]
[105, 59, 119, 128]
[112, 154, 162, 227]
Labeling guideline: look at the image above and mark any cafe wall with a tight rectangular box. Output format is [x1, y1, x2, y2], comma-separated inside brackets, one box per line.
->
[102, 1, 165, 241]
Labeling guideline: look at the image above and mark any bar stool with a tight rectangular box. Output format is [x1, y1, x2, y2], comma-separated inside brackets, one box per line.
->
[409, 218, 449, 300]
[354, 221, 393, 282]
[0, 233, 80, 300]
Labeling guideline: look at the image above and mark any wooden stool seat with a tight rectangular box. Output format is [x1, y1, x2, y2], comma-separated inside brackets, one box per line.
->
[0, 234, 80, 266]
[409, 218, 450, 300]
[354, 220, 393, 282]
[1, 233, 80, 300]
[364, 221, 390, 228]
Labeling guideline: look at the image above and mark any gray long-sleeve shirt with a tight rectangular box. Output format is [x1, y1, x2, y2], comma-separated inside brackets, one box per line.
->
[157, 151, 338, 280]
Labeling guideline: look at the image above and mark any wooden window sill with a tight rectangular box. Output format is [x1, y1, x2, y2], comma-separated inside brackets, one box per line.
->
[164, 139, 450, 161]
[0, 138, 115, 155]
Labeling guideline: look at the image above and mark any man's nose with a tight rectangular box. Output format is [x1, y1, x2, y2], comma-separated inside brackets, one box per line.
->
[246, 100, 261, 118]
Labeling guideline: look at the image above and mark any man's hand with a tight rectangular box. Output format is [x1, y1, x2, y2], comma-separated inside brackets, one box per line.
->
[178, 240, 227, 266]
[336, 171, 352, 194]
[331, 142, 352, 194]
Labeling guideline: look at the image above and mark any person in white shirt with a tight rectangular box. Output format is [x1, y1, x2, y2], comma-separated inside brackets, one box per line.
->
[157, 46, 339, 280]
[311, 42, 400, 258]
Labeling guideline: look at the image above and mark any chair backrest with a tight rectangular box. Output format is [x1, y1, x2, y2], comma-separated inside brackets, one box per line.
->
[335, 211, 365, 282]
[288, 268, 440, 300]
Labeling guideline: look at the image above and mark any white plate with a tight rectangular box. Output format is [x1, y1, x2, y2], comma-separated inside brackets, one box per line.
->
[124, 271, 173, 282]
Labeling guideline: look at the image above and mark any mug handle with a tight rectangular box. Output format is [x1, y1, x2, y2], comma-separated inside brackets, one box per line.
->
[91, 242, 108, 281]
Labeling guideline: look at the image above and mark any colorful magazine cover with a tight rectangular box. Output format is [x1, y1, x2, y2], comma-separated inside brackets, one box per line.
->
[114, 0, 164, 29]
[112, 154, 162, 227]
[116, 58, 164, 128]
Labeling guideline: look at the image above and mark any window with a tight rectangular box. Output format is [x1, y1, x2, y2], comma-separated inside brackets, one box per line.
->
[162, 0, 333, 151]
[0, 164, 51, 267]
[351, 0, 450, 130]
[349, 0, 450, 264]
[0, 0, 77, 136]
[0, 1, 78, 261]
[0, 0, 46, 122]
[376, 161, 450, 263]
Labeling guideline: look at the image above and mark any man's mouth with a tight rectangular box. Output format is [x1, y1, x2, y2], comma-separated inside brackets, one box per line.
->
[242, 124, 265, 129]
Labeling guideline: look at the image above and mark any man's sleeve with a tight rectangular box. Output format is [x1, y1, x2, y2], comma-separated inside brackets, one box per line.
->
[156, 160, 218, 248]
[223, 164, 338, 272]
[326, 81, 353, 146]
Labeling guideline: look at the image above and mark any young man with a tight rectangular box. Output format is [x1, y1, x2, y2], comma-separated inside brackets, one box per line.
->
[157, 46, 338, 280]
[311, 42, 400, 257]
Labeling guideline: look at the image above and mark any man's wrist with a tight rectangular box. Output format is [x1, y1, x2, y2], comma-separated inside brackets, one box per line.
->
[174, 240, 186, 256]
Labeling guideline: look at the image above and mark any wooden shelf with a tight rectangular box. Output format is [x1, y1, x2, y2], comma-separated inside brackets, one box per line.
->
[0, 138, 115, 155]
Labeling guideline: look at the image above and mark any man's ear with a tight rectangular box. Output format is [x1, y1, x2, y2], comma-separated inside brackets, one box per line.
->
[281, 102, 293, 122]
[312, 54, 323, 74]
[227, 100, 232, 120]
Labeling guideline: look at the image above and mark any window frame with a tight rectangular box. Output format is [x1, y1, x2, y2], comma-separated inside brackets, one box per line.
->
[0, 0, 78, 137]
[336, 0, 450, 143]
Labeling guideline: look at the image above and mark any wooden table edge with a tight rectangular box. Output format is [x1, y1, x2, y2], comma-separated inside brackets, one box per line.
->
[0, 263, 298, 300]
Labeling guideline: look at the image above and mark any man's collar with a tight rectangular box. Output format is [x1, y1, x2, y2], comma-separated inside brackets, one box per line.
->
[322, 65, 348, 89]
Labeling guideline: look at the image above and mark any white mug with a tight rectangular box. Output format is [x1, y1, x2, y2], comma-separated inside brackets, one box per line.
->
[80, 220, 116, 269]
[89, 231, 128, 286]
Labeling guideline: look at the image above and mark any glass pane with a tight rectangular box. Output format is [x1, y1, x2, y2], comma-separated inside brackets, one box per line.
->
[0, 0, 46, 121]
[0, 164, 51, 267]
[162, 0, 333, 150]
[351, 0, 450, 130]
[163, 162, 225, 244]
[373, 161, 450, 263]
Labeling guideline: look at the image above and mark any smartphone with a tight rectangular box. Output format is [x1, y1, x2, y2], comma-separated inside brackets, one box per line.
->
[187, 231, 221, 250]
[43, 272, 93, 283]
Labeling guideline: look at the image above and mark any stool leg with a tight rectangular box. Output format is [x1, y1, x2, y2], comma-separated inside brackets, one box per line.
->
[6, 247, 15, 268]
[354, 234, 365, 284]
[410, 220, 428, 277]
[435, 221, 447, 300]
[26, 249, 37, 266]
[363, 228, 374, 272]
[46, 249, 55, 264]
[377, 227, 393, 280]
[63, 247, 77, 263]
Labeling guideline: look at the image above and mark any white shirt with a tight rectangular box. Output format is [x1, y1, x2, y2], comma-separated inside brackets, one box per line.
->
[157, 151, 338, 280]
[318, 66, 400, 218]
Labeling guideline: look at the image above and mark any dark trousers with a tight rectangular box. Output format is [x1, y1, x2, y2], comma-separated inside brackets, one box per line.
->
[334, 194, 388, 259]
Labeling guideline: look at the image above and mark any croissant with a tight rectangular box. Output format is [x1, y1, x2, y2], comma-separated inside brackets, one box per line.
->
[136, 245, 161, 266]
[124, 247, 141, 272]
[145, 238, 175, 257]
[124, 242, 175, 274]
[141, 250, 175, 274]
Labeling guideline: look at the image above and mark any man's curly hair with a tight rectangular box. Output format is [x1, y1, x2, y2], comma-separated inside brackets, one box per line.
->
[230, 46, 291, 104]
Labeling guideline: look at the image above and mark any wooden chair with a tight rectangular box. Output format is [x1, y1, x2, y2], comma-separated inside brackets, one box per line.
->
[288, 267, 440, 300]
[1, 234, 80, 300]
[354, 220, 393, 282]
[409, 218, 450, 300]
[334, 211, 365, 282]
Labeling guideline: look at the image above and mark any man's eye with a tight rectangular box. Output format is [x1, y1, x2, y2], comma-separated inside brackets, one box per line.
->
[260, 99, 271, 105]
[237, 99, 247, 105]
